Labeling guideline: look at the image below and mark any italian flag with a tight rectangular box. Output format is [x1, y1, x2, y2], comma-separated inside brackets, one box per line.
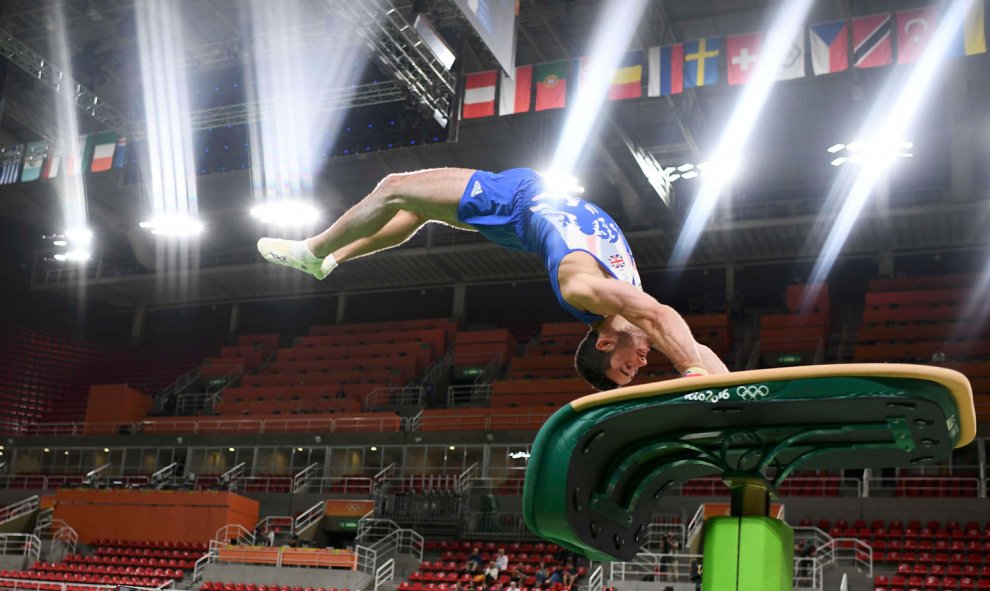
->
[90, 131, 119, 173]
[534, 60, 570, 111]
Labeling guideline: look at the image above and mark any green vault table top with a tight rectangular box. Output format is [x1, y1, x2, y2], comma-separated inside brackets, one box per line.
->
[522, 363, 976, 561]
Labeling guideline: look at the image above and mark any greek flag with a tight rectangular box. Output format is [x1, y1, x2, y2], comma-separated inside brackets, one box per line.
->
[0, 144, 24, 185]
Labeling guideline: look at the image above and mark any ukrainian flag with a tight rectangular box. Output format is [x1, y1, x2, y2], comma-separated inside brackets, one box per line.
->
[948, 0, 986, 57]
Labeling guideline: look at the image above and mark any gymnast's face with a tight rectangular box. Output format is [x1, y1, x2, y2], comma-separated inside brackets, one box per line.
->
[598, 328, 650, 386]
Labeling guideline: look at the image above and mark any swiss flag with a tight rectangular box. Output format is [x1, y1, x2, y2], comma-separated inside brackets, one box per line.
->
[462, 70, 497, 119]
[726, 33, 763, 86]
[896, 8, 938, 64]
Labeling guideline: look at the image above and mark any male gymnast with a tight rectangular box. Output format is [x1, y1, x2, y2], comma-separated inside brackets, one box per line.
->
[257, 167, 728, 390]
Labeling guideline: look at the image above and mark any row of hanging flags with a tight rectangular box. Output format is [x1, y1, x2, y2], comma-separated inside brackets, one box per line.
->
[461, 5, 987, 119]
[0, 6, 985, 186]
[0, 131, 128, 186]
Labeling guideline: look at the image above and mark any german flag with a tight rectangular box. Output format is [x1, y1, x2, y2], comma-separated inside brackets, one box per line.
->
[607, 52, 643, 101]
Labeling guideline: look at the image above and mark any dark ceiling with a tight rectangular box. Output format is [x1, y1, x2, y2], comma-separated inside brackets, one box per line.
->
[0, 0, 988, 309]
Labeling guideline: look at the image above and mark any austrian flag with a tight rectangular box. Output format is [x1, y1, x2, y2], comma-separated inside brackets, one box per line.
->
[462, 70, 497, 119]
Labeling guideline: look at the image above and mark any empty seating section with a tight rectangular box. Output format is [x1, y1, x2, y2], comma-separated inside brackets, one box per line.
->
[214, 545, 356, 569]
[760, 284, 830, 364]
[141, 319, 456, 434]
[202, 584, 351, 591]
[867, 519, 990, 590]
[453, 329, 516, 368]
[681, 472, 850, 497]
[0, 326, 205, 424]
[853, 275, 990, 420]
[0, 326, 99, 423]
[0, 539, 205, 589]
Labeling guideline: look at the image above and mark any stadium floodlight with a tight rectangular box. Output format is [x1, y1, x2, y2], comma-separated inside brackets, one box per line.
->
[666, 159, 739, 183]
[249, 200, 322, 225]
[549, 0, 652, 176]
[139, 214, 205, 237]
[48, 227, 94, 263]
[670, 0, 815, 269]
[805, 0, 978, 302]
[828, 137, 914, 167]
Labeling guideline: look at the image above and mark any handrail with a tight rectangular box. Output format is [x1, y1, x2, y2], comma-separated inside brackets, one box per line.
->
[457, 462, 479, 493]
[374, 463, 396, 484]
[156, 366, 203, 411]
[293, 501, 325, 534]
[584, 563, 602, 591]
[0, 496, 39, 525]
[374, 558, 394, 591]
[364, 386, 425, 409]
[355, 544, 377, 574]
[446, 384, 491, 406]
[218, 462, 246, 489]
[0, 576, 168, 591]
[150, 463, 179, 487]
[292, 463, 320, 493]
[0, 534, 41, 564]
[214, 523, 255, 546]
[816, 537, 873, 578]
[83, 463, 112, 487]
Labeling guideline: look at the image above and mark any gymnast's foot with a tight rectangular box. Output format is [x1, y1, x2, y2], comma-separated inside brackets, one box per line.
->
[257, 237, 338, 280]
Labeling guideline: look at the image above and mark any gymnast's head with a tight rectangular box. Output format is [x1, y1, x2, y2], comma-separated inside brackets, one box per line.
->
[575, 321, 650, 390]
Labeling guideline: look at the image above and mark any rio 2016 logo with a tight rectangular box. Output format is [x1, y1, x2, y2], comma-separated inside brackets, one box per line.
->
[684, 384, 771, 404]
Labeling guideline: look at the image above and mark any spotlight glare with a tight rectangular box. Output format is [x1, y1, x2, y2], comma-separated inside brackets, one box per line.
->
[54, 254, 68, 262]
[64, 250, 91, 262]
[681, 170, 699, 180]
[676, 163, 695, 172]
[540, 171, 585, 195]
[53, 240, 68, 247]
[65, 228, 93, 244]
[826, 143, 846, 154]
[249, 200, 322, 225]
[830, 157, 848, 167]
[139, 214, 205, 237]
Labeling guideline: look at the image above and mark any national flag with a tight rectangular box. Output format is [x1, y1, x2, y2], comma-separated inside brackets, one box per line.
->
[0, 144, 23, 185]
[41, 146, 61, 179]
[89, 131, 118, 172]
[647, 44, 684, 96]
[610, 52, 644, 100]
[684, 37, 721, 88]
[580, 52, 643, 101]
[63, 134, 93, 176]
[810, 20, 850, 75]
[112, 137, 128, 169]
[896, 8, 938, 64]
[727, 33, 762, 86]
[20, 141, 48, 182]
[852, 13, 893, 69]
[499, 65, 532, 115]
[462, 70, 497, 119]
[607, 254, 626, 269]
[534, 60, 570, 111]
[947, 0, 986, 58]
[777, 31, 806, 81]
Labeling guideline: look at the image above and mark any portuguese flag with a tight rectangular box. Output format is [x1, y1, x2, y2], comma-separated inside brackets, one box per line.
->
[534, 60, 571, 111]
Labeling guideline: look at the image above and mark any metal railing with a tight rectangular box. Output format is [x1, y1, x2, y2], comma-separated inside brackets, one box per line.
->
[0, 534, 41, 564]
[446, 384, 492, 407]
[815, 537, 873, 578]
[0, 496, 39, 525]
[307, 476, 376, 495]
[0, 577, 172, 591]
[83, 463, 112, 487]
[150, 463, 180, 488]
[373, 558, 394, 591]
[866, 475, 980, 497]
[293, 501, 325, 535]
[584, 563, 602, 591]
[218, 462, 247, 490]
[292, 463, 320, 493]
[461, 511, 539, 541]
[156, 366, 203, 412]
[608, 551, 701, 584]
[364, 386, 425, 409]
[51, 521, 78, 559]
[457, 463, 479, 494]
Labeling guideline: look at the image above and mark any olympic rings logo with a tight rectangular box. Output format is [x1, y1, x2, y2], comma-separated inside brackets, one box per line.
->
[735, 385, 770, 401]
[683, 384, 771, 404]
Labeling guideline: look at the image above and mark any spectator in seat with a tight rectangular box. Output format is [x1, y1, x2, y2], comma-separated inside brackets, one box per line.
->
[465, 547, 484, 572]
[561, 560, 578, 589]
[267, 528, 276, 546]
[505, 581, 519, 591]
[533, 562, 549, 588]
[336, 384, 347, 399]
[484, 562, 499, 586]
[494, 548, 508, 572]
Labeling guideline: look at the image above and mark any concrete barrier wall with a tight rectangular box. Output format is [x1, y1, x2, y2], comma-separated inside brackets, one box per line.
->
[201, 563, 373, 590]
